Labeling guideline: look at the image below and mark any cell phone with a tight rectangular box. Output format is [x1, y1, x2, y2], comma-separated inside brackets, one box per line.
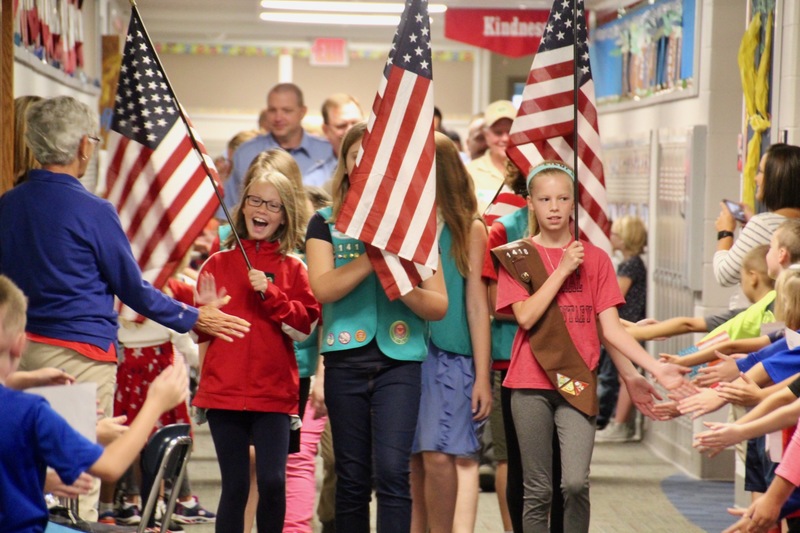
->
[723, 199, 746, 223]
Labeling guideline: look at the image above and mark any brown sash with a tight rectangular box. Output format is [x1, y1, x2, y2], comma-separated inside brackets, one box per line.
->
[492, 239, 598, 417]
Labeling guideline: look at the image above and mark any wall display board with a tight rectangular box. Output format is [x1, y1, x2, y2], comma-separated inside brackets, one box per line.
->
[591, 0, 696, 105]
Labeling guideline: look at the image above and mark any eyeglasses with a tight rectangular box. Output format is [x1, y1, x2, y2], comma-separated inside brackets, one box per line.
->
[87, 135, 101, 144]
[245, 195, 283, 213]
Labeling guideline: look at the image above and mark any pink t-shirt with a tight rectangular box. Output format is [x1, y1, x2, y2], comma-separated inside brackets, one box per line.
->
[776, 420, 800, 486]
[496, 238, 624, 390]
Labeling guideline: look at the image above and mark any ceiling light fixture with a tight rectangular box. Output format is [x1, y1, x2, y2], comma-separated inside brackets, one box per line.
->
[259, 12, 402, 25]
[259, 1, 447, 14]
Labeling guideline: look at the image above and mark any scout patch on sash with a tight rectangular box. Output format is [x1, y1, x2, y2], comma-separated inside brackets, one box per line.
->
[492, 239, 598, 417]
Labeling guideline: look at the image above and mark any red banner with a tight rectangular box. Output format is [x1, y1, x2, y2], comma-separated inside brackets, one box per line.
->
[444, 8, 550, 58]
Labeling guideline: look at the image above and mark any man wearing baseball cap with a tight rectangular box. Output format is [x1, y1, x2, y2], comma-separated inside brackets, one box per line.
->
[466, 100, 520, 220]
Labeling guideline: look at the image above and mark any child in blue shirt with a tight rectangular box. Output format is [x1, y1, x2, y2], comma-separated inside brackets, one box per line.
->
[0, 274, 189, 533]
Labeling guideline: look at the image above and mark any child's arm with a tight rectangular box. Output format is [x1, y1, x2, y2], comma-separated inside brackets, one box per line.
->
[465, 220, 492, 420]
[488, 280, 516, 321]
[306, 238, 374, 304]
[626, 316, 709, 342]
[511, 240, 583, 330]
[249, 263, 321, 342]
[694, 387, 800, 454]
[602, 343, 662, 420]
[597, 307, 690, 391]
[662, 335, 771, 371]
[88, 364, 188, 481]
[6, 368, 74, 390]
[678, 363, 776, 418]
[398, 258, 448, 321]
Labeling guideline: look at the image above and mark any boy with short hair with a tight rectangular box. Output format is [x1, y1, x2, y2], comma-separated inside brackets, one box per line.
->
[0, 274, 188, 533]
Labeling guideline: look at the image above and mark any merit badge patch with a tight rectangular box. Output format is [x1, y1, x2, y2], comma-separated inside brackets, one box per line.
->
[389, 320, 410, 345]
[560, 381, 576, 395]
[556, 373, 571, 388]
[326, 333, 335, 346]
[338, 331, 351, 345]
[355, 329, 367, 343]
[573, 380, 588, 395]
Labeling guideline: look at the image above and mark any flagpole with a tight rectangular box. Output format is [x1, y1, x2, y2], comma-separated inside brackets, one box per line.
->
[127, 0, 264, 299]
[572, 0, 580, 242]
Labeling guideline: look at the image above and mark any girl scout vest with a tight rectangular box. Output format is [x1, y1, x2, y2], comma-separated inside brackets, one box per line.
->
[319, 207, 427, 361]
[492, 207, 529, 362]
[492, 238, 598, 417]
[430, 224, 472, 356]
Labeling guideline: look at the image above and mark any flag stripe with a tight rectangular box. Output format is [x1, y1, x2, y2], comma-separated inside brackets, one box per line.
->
[106, 9, 220, 318]
[506, 0, 610, 253]
[334, 0, 437, 298]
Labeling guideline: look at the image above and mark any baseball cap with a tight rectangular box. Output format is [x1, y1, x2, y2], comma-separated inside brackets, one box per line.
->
[484, 100, 517, 127]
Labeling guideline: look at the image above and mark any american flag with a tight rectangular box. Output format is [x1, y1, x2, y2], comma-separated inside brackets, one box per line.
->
[335, 0, 437, 300]
[105, 9, 219, 315]
[506, 0, 610, 252]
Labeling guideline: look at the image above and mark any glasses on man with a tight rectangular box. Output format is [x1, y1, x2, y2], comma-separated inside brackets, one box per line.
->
[245, 195, 283, 213]
[87, 135, 101, 144]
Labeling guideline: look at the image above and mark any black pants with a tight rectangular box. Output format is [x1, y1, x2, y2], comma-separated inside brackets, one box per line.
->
[207, 409, 290, 533]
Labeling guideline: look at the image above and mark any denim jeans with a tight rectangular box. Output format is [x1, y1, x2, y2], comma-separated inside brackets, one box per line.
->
[595, 348, 620, 429]
[324, 361, 421, 533]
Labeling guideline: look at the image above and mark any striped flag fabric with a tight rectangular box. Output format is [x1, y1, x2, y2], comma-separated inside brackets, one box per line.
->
[335, 0, 437, 300]
[105, 9, 219, 315]
[506, 0, 610, 252]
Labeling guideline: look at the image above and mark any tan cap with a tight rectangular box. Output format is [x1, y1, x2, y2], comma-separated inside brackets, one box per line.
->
[484, 100, 516, 127]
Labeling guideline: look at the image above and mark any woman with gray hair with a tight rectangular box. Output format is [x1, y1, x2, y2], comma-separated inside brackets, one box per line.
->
[0, 95, 251, 520]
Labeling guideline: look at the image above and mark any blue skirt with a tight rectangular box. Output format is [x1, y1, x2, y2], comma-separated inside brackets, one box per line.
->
[412, 342, 480, 457]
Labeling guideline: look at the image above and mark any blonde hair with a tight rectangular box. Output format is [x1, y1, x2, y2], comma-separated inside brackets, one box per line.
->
[0, 275, 27, 342]
[775, 266, 800, 329]
[775, 219, 800, 263]
[225, 154, 304, 255]
[612, 215, 648, 256]
[435, 132, 481, 277]
[330, 122, 368, 221]
[525, 160, 575, 237]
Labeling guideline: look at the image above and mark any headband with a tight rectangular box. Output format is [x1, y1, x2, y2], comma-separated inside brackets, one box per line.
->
[526, 162, 575, 189]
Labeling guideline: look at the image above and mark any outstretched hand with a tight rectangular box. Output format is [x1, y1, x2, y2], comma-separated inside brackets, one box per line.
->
[693, 352, 743, 388]
[677, 387, 726, 419]
[693, 421, 743, 457]
[716, 373, 762, 406]
[622, 373, 662, 420]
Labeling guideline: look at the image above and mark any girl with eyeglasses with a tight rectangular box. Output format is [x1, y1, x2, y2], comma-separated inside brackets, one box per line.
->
[192, 151, 321, 533]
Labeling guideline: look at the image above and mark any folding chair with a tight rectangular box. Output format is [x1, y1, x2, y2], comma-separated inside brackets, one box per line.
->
[137, 424, 192, 533]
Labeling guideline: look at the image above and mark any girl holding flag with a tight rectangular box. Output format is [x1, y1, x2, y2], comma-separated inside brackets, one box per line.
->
[494, 161, 689, 532]
[305, 123, 447, 533]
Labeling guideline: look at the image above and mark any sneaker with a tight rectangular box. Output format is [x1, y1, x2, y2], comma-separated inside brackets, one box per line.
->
[153, 518, 184, 532]
[594, 421, 634, 443]
[172, 496, 217, 524]
[98, 509, 117, 525]
[115, 502, 142, 525]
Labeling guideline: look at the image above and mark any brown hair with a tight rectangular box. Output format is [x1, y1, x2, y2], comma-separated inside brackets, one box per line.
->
[330, 122, 368, 221]
[321, 93, 362, 125]
[742, 244, 774, 289]
[13, 95, 43, 185]
[435, 132, 481, 277]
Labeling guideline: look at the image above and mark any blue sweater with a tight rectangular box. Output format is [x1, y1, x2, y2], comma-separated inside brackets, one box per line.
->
[0, 170, 198, 350]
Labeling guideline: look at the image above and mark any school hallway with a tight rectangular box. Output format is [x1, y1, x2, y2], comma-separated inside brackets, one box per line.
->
[183, 422, 735, 533]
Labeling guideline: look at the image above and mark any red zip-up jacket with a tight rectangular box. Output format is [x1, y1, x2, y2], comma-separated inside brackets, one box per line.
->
[193, 239, 320, 414]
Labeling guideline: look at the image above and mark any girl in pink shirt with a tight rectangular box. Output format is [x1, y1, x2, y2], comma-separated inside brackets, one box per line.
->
[495, 162, 688, 532]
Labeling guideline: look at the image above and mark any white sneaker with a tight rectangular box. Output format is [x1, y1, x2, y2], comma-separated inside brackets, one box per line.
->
[594, 421, 634, 443]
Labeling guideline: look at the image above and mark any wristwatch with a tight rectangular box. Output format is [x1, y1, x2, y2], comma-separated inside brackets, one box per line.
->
[717, 230, 735, 240]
